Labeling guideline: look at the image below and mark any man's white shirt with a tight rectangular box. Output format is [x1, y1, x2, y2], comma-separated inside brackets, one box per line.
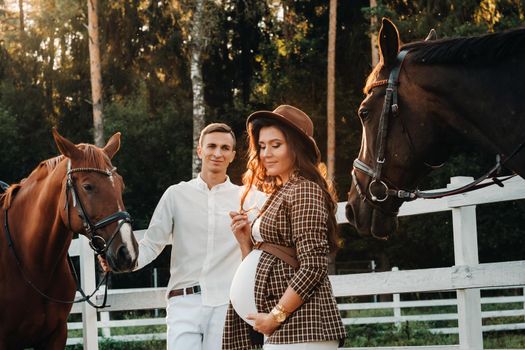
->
[135, 175, 265, 306]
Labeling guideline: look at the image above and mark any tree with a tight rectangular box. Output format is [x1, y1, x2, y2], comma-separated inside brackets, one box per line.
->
[190, 0, 206, 177]
[18, 0, 24, 35]
[327, 0, 337, 179]
[87, 0, 104, 146]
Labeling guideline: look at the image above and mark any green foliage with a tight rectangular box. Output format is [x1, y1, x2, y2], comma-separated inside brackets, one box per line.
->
[345, 323, 457, 347]
[345, 322, 525, 347]
[66, 339, 165, 350]
[104, 83, 193, 228]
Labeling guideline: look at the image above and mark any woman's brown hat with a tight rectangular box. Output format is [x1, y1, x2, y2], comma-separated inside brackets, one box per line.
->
[246, 104, 321, 162]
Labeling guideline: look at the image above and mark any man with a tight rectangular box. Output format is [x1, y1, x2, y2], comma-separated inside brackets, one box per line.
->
[101, 123, 264, 350]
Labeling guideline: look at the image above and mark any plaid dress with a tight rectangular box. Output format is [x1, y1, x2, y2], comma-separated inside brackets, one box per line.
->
[222, 176, 346, 349]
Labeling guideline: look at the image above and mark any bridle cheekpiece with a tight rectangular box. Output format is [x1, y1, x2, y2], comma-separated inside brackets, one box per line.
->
[352, 50, 411, 211]
[65, 159, 131, 256]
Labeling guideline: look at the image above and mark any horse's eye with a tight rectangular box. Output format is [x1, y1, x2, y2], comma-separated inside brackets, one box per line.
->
[358, 108, 369, 120]
[82, 184, 94, 192]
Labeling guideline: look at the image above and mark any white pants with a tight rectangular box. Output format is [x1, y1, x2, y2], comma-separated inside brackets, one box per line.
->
[263, 340, 339, 349]
[166, 293, 228, 350]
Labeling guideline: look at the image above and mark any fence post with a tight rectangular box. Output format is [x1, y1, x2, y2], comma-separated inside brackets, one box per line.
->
[371, 260, 378, 303]
[450, 176, 483, 350]
[392, 267, 401, 330]
[153, 267, 159, 317]
[100, 285, 111, 338]
[80, 236, 99, 349]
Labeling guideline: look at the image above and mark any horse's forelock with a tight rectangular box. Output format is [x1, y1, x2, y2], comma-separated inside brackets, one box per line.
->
[77, 144, 113, 170]
[364, 62, 384, 94]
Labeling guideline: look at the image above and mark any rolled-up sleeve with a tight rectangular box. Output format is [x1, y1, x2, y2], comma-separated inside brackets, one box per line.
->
[288, 181, 329, 301]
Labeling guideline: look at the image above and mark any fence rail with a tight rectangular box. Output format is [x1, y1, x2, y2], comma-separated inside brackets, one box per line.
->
[68, 176, 525, 349]
[67, 287, 525, 346]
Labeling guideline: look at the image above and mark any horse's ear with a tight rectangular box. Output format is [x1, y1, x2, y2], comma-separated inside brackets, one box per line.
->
[52, 128, 82, 160]
[378, 18, 400, 68]
[103, 132, 121, 159]
[425, 28, 437, 41]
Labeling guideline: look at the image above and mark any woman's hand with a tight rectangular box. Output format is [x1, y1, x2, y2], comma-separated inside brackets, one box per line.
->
[247, 313, 281, 336]
[229, 211, 253, 257]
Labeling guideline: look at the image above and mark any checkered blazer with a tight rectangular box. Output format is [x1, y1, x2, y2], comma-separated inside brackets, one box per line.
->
[222, 176, 346, 349]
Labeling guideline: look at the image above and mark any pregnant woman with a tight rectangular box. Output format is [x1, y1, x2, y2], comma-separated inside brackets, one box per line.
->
[224, 105, 346, 350]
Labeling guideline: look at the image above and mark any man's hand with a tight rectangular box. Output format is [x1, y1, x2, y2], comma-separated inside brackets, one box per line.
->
[97, 255, 111, 272]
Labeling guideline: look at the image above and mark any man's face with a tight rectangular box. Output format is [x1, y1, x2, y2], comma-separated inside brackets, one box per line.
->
[197, 132, 236, 175]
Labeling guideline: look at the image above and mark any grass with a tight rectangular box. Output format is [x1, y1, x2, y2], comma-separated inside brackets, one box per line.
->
[65, 303, 525, 349]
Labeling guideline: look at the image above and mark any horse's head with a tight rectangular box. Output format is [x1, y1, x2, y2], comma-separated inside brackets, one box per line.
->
[346, 19, 447, 239]
[53, 129, 138, 272]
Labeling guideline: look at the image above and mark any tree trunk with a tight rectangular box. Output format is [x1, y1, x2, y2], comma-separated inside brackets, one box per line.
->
[87, 0, 104, 147]
[46, 27, 55, 119]
[369, 0, 379, 67]
[326, 0, 337, 180]
[191, 0, 206, 178]
[18, 0, 24, 35]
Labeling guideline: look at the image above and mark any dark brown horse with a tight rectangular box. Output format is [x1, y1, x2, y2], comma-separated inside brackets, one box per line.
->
[0, 129, 138, 349]
[346, 18, 525, 239]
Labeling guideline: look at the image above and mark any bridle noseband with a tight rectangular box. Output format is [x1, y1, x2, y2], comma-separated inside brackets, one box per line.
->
[65, 159, 131, 256]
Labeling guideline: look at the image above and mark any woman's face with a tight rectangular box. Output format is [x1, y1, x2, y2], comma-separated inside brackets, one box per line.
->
[258, 126, 295, 183]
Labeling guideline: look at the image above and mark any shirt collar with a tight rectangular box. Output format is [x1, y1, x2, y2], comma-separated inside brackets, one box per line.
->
[195, 173, 233, 191]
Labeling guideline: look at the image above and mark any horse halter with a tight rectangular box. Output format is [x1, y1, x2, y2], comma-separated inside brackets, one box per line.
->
[352, 50, 413, 210]
[65, 159, 131, 255]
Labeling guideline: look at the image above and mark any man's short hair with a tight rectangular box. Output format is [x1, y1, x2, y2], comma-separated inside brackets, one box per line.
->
[199, 123, 236, 148]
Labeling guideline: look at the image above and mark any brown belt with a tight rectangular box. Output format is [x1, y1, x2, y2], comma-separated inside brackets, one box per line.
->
[168, 285, 201, 298]
[254, 242, 299, 269]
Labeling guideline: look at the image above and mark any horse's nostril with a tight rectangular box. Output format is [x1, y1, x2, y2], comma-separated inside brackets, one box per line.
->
[117, 245, 131, 263]
[345, 202, 355, 224]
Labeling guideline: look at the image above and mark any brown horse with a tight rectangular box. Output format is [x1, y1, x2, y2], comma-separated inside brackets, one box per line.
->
[0, 129, 138, 349]
[346, 18, 525, 239]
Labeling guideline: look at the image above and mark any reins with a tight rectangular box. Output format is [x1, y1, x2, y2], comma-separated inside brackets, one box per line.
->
[3, 208, 110, 308]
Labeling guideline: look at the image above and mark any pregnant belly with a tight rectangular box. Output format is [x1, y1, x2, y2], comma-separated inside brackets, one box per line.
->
[229, 249, 262, 326]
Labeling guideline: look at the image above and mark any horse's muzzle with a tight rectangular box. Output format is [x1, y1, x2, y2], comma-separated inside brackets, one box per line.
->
[106, 244, 137, 272]
[345, 196, 397, 239]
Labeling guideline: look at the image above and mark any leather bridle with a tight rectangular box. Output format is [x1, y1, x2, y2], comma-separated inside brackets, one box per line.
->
[64, 159, 131, 255]
[351, 49, 523, 209]
[3, 159, 132, 307]
[351, 50, 411, 214]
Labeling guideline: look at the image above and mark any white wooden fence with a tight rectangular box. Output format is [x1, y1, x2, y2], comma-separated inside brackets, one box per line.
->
[67, 176, 525, 350]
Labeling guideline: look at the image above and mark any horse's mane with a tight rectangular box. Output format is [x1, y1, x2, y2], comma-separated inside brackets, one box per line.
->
[0, 145, 112, 209]
[403, 27, 525, 65]
[363, 27, 525, 94]
[0, 156, 65, 209]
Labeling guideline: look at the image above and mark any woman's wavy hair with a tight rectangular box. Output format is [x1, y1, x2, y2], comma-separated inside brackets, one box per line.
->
[240, 117, 341, 254]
